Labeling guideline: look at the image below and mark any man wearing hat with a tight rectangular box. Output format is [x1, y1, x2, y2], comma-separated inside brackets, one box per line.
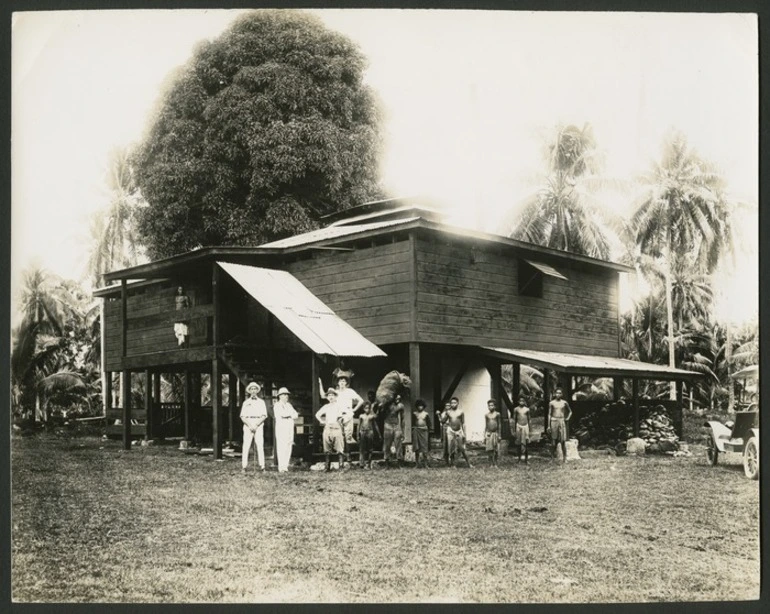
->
[319, 369, 363, 467]
[273, 387, 299, 473]
[240, 381, 268, 473]
[315, 387, 346, 472]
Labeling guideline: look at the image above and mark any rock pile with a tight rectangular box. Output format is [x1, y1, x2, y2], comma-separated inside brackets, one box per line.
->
[572, 402, 680, 453]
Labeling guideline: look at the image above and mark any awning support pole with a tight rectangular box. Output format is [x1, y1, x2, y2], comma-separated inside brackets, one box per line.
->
[512, 363, 520, 404]
[407, 342, 420, 446]
[212, 359, 222, 459]
[613, 377, 623, 401]
[122, 369, 131, 450]
[311, 353, 321, 458]
[144, 369, 152, 441]
[432, 347, 442, 436]
[229, 373, 238, 442]
[632, 378, 640, 437]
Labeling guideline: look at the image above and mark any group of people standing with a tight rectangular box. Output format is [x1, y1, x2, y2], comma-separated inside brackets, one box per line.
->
[240, 381, 298, 473]
[240, 371, 574, 473]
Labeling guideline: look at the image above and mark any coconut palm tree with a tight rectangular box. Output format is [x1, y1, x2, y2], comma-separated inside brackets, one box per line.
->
[630, 131, 730, 398]
[11, 267, 94, 421]
[87, 146, 147, 289]
[504, 123, 620, 260]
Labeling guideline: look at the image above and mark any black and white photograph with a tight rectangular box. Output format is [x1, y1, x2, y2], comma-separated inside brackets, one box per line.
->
[8, 6, 761, 605]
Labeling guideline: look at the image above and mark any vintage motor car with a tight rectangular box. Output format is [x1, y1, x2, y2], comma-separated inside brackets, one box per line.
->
[703, 364, 759, 480]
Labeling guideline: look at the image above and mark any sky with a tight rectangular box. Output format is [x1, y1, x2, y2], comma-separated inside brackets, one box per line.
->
[11, 9, 759, 324]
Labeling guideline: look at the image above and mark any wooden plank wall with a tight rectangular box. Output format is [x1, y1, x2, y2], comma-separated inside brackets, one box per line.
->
[414, 237, 620, 356]
[286, 239, 413, 345]
[103, 279, 213, 371]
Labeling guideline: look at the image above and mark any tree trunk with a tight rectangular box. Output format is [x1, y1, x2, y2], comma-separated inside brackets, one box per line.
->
[726, 323, 734, 412]
[664, 239, 676, 400]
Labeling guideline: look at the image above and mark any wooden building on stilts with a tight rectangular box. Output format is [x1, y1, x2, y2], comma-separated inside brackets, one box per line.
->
[95, 198, 700, 460]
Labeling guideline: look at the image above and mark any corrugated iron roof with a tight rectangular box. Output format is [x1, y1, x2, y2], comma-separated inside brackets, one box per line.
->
[524, 259, 568, 280]
[259, 217, 420, 248]
[218, 262, 386, 358]
[483, 347, 702, 380]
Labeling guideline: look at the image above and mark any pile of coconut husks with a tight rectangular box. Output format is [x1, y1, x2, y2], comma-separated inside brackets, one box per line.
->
[571, 401, 686, 454]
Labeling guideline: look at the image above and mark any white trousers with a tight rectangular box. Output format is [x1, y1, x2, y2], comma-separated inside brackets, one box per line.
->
[275, 419, 295, 472]
[242, 424, 265, 469]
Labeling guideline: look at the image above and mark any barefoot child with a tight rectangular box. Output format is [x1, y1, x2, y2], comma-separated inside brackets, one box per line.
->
[315, 388, 346, 472]
[446, 397, 473, 468]
[412, 400, 432, 468]
[484, 400, 501, 466]
[357, 402, 380, 469]
[548, 387, 572, 462]
[513, 397, 531, 463]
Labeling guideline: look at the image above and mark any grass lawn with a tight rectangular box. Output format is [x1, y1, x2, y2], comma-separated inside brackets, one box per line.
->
[11, 431, 760, 603]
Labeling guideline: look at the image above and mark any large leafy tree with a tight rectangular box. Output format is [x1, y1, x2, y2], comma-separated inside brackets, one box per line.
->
[505, 123, 617, 260]
[630, 132, 730, 398]
[133, 10, 384, 259]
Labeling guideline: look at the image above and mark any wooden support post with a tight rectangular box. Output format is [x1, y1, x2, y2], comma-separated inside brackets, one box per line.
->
[229, 374, 238, 442]
[212, 359, 222, 459]
[407, 342, 420, 445]
[543, 370, 551, 426]
[152, 373, 162, 439]
[613, 377, 623, 401]
[264, 379, 276, 465]
[311, 353, 321, 456]
[432, 348, 443, 436]
[121, 369, 131, 450]
[144, 369, 152, 441]
[490, 361, 508, 439]
[675, 380, 684, 439]
[632, 378, 640, 437]
[183, 370, 191, 442]
[512, 362, 521, 404]
[120, 280, 127, 358]
[104, 370, 112, 417]
[212, 263, 220, 350]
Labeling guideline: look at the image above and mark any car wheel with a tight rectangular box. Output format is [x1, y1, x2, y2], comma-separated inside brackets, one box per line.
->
[706, 434, 719, 466]
[743, 436, 759, 480]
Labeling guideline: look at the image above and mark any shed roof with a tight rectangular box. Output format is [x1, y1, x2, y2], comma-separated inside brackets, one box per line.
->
[481, 347, 703, 381]
[217, 262, 386, 358]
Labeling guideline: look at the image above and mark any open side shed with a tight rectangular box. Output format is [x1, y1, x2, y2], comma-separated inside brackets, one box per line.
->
[477, 347, 702, 439]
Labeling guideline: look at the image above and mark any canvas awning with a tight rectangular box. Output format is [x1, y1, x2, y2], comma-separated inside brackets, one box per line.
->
[524, 259, 568, 280]
[218, 262, 386, 358]
[482, 347, 702, 381]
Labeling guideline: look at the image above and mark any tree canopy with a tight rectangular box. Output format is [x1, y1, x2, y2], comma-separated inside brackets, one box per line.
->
[133, 10, 384, 259]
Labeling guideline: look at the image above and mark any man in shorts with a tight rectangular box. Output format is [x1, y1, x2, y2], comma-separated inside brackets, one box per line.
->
[484, 400, 501, 467]
[513, 397, 531, 463]
[446, 397, 473, 468]
[357, 402, 380, 469]
[315, 388, 346, 472]
[412, 399, 432, 468]
[548, 387, 572, 462]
